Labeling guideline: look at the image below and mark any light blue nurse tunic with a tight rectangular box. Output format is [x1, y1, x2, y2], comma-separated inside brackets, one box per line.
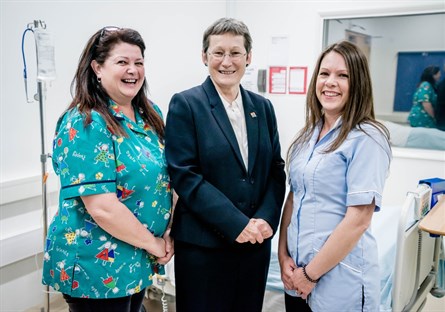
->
[286, 118, 391, 311]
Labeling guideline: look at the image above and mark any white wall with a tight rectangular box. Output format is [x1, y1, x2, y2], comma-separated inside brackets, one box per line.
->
[0, 0, 224, 183]
[1, 0, 443, 186]
[1, 0, 445, 310]
[383, 148, 445, 206]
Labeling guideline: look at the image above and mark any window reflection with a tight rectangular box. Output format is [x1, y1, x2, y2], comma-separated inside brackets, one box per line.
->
[323, 12, 445, 150]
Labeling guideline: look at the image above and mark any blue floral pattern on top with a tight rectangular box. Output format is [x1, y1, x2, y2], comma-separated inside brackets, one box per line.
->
[408, 81, 437, 128]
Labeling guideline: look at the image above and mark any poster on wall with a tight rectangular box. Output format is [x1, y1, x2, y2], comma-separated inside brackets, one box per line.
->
[345, 29, 371, 63]
[269, 36, 289, 65]
[269, 66, 287, 94]
[289, 66, 307, 94]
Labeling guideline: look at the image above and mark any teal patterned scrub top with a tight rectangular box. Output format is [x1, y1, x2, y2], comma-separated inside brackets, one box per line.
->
[42, 100, 172, 299]
[408, 81, 437, 128]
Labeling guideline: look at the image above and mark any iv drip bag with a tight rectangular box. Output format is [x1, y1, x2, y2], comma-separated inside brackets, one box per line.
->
[34, 28, 56, 81]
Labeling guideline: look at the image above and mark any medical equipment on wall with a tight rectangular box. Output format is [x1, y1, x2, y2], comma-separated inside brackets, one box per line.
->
[257, 69, 267, 93]
[21, 20, 56, 312]
[419, 178, 445, 212]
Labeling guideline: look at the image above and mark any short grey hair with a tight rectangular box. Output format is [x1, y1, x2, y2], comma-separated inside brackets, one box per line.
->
[202, 17, 252, 53]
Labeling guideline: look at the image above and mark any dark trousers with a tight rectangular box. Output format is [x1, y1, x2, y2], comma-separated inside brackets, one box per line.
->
[284, 292, 312, 311]
[174, 240, 271, 312]
[63, 289, 145, 312]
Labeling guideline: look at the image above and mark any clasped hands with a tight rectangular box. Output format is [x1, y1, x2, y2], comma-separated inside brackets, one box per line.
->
[280, 256, 315, 300]
[148, 228, 174, 265]
[235, 218, 273, 244]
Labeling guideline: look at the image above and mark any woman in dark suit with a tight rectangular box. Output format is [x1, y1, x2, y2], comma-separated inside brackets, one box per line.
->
[165, 18, 286, 312]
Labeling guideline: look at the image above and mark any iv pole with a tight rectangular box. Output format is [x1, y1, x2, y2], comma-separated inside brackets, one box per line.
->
[38, 77, 50, 312]
[23, 19, 55, 312]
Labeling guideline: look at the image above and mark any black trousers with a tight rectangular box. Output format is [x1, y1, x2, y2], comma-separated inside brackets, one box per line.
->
[62, 288, 145, 312]
[174, 240, 271, 312]
[284, 292, 312, 311]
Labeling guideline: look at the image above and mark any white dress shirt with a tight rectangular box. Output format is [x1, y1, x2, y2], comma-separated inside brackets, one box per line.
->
[218, 91, 249, 169]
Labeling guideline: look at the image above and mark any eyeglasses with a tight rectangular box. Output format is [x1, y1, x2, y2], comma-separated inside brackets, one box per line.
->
[94, 26, 122, 56]
[99, 26, 122, 38]
[208, 51, 247, 61]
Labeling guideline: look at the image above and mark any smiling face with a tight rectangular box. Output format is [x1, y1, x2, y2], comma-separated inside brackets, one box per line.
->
[91, 42, 144, 107]
[316, 51, 350, 121]
[202, 33, 251, 98]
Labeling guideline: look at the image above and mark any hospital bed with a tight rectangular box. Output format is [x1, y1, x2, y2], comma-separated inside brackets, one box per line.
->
[391, 178, 445, 311]
[266, 178, 445, 312]
[154, 178, 445, 311]
[380, 120, 445, 151]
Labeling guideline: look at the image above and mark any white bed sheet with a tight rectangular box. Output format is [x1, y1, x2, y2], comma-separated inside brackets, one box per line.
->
[381, 120, 445, 151]
[373, 205, 404, 312]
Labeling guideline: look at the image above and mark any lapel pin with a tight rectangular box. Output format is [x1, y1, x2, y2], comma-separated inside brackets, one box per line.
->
[250, 112, 257, 118]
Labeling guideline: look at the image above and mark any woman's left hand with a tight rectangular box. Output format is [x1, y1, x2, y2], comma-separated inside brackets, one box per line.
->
[292, 267, 316, 300]
[252, 218, 273, 240]
[157, 228, 174, 264]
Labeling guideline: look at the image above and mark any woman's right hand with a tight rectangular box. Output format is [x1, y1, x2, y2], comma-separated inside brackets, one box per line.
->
[157, 229, 174, 265]
[146, 237, 167, 258]
[236, 219, 264, 244]
[279, 254, 297, 290]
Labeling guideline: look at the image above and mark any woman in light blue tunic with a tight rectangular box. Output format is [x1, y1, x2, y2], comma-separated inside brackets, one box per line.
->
[42, 27, 173, 312]
[278, 41, 392, 312]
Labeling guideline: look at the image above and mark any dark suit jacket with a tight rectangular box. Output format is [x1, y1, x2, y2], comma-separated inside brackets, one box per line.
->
[165, 76, 286, 248]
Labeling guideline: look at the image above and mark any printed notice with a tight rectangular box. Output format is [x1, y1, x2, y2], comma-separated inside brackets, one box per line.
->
[269, 66, 287, 94]
[289, 66, 307, 94]
[269, 36, 289, 66]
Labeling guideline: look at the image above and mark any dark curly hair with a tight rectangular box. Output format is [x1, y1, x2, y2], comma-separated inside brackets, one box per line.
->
[67, 27, 164, 139]
[419, 65, 440, 91]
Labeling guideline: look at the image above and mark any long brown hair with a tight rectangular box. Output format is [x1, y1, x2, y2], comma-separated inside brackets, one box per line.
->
[68, 27, 164, 139]
[287, 41, 389, 164]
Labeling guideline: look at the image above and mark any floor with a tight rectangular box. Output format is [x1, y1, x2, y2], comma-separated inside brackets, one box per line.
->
[25, 286, 176, 312]
[26, 287, 444, 312]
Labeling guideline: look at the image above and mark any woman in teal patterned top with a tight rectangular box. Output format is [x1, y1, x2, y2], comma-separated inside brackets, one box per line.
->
[408, 66, 441, 128]
[42, 27, 173, 312]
